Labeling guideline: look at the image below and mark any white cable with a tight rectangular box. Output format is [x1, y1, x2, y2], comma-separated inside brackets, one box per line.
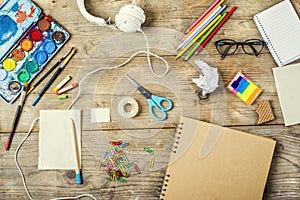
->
[14, 118, 99, 200]
[15, 118, 39, 200]
[68, 50, 169, 110]
[138, 28, 169, 78]
[15, 25, 168, 199]
[51, 194, 99, 200]
[15, 31, 169, 198]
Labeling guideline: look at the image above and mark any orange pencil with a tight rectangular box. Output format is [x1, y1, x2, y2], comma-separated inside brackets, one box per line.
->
[182, 0, 225, 41]
[184, 0, 221, 35]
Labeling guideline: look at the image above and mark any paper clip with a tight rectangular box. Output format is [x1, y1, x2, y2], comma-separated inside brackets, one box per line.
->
[125, 162, 134, 168]
[110, 140, 123, 146]
[118, 142, 129, 148]
[110, 172, 116, 181]
[120, 166, 127, 176]
[117, 177, 128, 183]
[96, 159, 102, 169]
[144, 147, 154, 155]
[149, 157, 155, 168]
[134, 164, 141, 174]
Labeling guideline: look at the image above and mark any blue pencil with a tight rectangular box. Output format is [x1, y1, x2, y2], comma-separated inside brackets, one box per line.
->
[177, 5, 227, 51]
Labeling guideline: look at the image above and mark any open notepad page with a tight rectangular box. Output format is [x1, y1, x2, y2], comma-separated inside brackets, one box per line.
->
[38, 110, 81, 170]
[254, 0, 300, 66]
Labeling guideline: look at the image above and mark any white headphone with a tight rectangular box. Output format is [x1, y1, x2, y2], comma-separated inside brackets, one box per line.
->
[77, 0, 146, 33]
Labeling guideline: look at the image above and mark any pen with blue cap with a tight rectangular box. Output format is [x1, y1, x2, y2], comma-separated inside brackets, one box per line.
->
[32, 47, 77, 106]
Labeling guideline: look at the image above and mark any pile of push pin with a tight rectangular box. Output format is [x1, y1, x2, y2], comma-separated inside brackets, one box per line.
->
[99, 141, 141, 183]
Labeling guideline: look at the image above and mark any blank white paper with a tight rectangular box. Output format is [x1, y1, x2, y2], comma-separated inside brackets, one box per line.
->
[91, 108, 110, 123]
[273, 64, 300, 126]
[38, 110, 81, 170]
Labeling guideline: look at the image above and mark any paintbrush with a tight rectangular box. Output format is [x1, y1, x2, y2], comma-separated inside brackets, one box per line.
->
[5, 82, 29, 150]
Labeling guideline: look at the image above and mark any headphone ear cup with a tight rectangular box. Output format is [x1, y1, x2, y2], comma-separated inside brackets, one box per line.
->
[115, 4, 146, 33]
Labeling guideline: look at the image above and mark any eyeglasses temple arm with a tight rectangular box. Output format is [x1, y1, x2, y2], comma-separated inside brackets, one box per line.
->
[221, 43, 235, 59]
[247, 44, 260, 56]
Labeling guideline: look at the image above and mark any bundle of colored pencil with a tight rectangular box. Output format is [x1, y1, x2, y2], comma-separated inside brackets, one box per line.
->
[175, 0, 237, 61]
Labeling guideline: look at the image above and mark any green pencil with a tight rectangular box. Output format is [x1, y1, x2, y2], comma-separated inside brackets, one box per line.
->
[185, 12, 227, 61]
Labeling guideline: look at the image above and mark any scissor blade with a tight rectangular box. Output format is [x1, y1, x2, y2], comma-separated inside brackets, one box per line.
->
[125, 74, 141, 88]
[125, 74, 152, 99]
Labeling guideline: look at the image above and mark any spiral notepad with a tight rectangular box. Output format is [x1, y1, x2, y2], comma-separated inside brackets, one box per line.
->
[253, 0, 300, 67]
[160, 117, 275, 200]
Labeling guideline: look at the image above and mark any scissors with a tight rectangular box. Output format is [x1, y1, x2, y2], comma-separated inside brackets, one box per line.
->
[125, 74, 173, 121]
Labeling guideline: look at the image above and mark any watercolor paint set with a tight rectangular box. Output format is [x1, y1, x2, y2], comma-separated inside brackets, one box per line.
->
[0, 0, 70, 103]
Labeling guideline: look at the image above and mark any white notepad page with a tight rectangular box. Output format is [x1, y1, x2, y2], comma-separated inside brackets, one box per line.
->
[254, 0, 300, 66]
[38, 110, 81, 170]
[273, 64, 300, 126]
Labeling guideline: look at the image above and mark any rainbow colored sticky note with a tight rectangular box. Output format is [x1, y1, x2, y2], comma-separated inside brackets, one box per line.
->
[227, 71, 262, 105]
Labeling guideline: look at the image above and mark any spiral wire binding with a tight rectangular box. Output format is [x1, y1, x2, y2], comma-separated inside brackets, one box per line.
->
[159, 121, 184, 199]
[254, 15, 283, 66]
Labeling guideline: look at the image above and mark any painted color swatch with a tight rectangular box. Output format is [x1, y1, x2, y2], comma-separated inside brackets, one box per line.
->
[0, 13, 69, 103]
[0, 0, 42, 62]
[227, 71, 262, 105]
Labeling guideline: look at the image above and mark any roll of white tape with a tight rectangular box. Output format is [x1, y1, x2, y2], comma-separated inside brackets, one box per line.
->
[118, 97, 139, 118]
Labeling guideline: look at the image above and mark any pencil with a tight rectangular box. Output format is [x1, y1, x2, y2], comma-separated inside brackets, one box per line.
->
[177, 5, 226, 51]
[195, 6, 237, 55]
[182, 0, 225, 41]
[184, 0, 221, 35]
[31, 47, 77, 106]
[70, 119, 82, 184]
[5, 82, 29, 150]
[185, 12, 227, 61]
[26, 48, 74, 96]
[175, 14, 222, 60]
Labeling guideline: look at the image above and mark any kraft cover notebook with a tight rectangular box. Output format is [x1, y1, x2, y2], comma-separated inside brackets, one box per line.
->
[160, 117, 276, 200]
[253, 0, 300, 67]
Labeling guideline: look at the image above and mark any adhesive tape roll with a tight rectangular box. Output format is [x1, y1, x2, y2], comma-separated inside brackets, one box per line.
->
[118, 97, 139, 118]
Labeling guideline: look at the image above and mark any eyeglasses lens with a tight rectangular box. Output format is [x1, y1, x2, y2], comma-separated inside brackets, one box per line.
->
[216, 40, 237, 55]
[243, 39, 264, 55]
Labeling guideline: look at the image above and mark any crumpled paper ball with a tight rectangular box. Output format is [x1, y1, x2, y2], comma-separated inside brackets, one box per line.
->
[192, 59, 219, 96]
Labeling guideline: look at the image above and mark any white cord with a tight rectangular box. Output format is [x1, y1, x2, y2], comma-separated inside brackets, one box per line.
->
[138, 28, 169, 78]
[15, 28, 168, 199]
[15, 118, 39, 200]
[68, 40, 169, 109]
[14, 118, 99, 200]
[51, 194, 99, 200]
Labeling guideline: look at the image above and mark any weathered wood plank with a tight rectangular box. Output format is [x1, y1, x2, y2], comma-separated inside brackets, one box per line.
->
[0, 124, 299, 199]
[0, 0, 299, 199]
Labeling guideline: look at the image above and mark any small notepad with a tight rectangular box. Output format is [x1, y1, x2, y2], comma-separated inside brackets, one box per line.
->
[273, 64, 300, 126]
[253, 0, 300, 67]
[38, 110, 81, 170]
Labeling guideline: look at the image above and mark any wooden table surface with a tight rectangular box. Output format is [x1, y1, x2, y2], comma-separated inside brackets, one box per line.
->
[0, 0, 299, 199]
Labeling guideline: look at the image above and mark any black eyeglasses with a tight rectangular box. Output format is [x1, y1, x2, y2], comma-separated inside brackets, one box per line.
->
[215, 39, 265, 59]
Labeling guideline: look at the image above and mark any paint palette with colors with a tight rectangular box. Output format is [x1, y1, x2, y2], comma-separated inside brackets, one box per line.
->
[0, 0, 70, 103]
